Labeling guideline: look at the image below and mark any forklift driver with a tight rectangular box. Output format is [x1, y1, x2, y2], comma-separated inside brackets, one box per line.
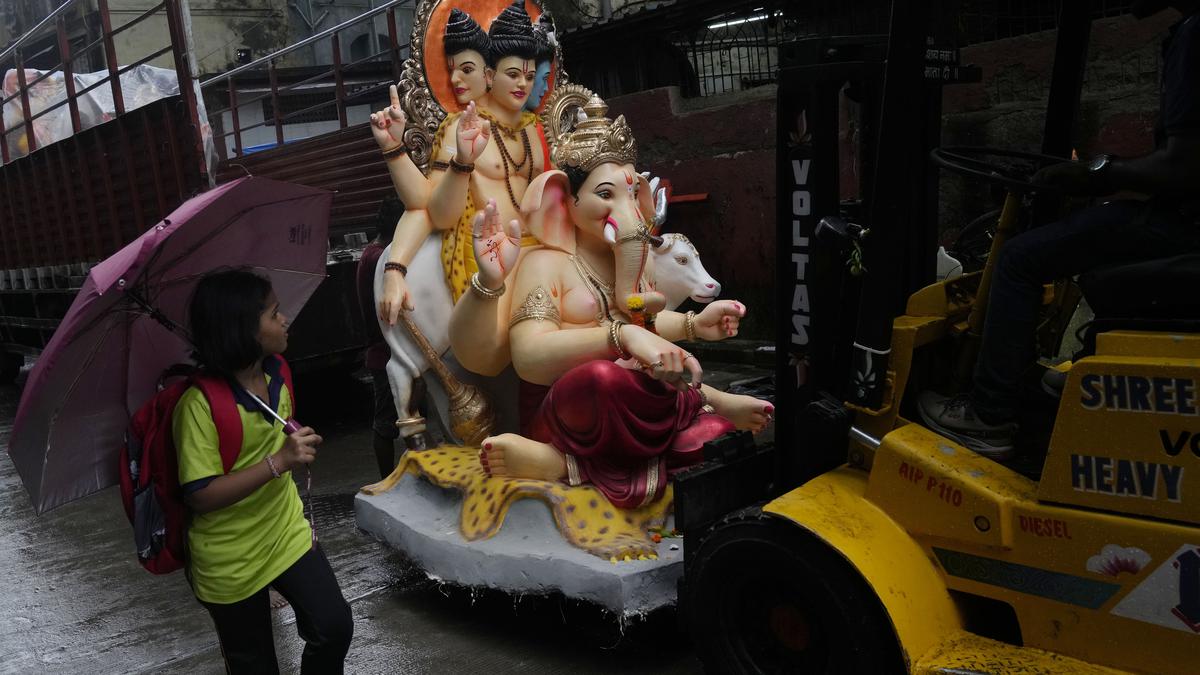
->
[920, 0, 1200, 461]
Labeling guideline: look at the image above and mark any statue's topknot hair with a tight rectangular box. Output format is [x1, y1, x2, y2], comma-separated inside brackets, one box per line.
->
[486, 1, 540, 66]
[443, 8, 490, 58]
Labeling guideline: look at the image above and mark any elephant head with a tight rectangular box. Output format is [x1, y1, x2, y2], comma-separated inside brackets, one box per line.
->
[522, 163, 667, 315]
[525, 90, 667, 315]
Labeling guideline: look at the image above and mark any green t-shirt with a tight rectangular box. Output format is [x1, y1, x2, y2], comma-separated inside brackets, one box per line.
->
[172, 378, 311, 604]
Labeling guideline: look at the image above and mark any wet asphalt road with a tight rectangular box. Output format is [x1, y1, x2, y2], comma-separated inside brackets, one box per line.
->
[0, 357, 772, 675]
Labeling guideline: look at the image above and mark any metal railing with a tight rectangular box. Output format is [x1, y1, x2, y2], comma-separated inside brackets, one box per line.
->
[0, 0, 209, 273]
[0, 0, 200, 165]
[199, 0, 413, 159]
[675, 1, 808, 97]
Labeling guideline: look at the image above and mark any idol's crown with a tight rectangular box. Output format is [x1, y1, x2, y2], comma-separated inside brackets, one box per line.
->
[550, 93, 637, 173]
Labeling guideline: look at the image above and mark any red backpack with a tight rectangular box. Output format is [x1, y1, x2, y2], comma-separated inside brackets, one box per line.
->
[118, 356, 294, 574]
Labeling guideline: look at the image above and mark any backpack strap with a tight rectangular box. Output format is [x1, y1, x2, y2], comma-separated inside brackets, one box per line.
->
[192, 375, 243, 474]
[274, 355, 295, 417]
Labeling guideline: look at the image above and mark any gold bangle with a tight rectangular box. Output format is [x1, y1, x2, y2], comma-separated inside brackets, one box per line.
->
[449, 156, 474, 174]
[608, 319, 631, 359]
[684, 310, 697, 341]
[382, 144, 408, 158]
[469, 272, 505, 300]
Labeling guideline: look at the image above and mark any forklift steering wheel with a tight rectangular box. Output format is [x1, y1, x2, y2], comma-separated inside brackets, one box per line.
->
[930, 146, 1070, 193]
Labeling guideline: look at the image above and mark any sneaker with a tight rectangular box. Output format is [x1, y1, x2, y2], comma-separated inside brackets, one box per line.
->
[917, 391, 1017, 461]
[1041, 367, 1069, 398]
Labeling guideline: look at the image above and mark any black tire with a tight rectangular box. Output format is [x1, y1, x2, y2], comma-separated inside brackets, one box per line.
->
[682, 507, 905, 675]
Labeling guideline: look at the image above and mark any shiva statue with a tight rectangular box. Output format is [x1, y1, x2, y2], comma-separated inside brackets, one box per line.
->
[371, 1, 554, 325]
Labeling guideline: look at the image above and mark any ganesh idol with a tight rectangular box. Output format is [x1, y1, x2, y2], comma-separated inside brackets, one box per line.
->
[471, 91, 773, 508]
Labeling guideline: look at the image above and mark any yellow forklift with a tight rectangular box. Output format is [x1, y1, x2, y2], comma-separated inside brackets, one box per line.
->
[676, 2, 1199, 673]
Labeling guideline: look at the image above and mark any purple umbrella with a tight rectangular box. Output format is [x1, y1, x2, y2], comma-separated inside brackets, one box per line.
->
[8, 176, 333, 514]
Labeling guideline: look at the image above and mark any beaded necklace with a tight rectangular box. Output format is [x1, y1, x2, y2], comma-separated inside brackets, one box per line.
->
[479, 110, 535, 211]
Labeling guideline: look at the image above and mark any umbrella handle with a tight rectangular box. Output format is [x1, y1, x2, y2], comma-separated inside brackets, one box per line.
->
[244, 389, 302, 434]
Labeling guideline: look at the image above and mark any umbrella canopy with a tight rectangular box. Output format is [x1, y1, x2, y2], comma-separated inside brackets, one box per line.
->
[8, 176, 333, 514]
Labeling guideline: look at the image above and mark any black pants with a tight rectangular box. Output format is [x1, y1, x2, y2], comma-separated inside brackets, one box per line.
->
[972, 199, 1200, 422]
[370, 368, 400, 478]
[199, 545, 353, 674]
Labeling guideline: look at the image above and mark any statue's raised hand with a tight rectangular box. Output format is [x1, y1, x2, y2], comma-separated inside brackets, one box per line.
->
[694, 300, 745, 341]
[369, 84, 407, 151]
[639, 171, 669, 227]
[455, 101, 491, 164]
[472, 198, 521, 289]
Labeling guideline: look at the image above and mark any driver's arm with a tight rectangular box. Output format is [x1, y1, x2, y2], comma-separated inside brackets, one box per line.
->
[1103, 134, 1200, 198]
[1104, 16, 1200, 198]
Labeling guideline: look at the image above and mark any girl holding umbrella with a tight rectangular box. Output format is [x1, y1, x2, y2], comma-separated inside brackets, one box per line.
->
[175, 269, 352, 673]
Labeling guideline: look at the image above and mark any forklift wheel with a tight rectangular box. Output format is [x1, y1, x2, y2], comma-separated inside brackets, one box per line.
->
[683, 507, 904, 675]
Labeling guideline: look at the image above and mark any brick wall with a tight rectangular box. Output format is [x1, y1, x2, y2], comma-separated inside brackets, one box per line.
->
[605, 85, 778, 340]
[938, 11, 1178, 233]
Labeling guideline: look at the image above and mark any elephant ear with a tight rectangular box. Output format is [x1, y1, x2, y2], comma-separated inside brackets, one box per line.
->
[522, 170, 575, 254]
[636, 172, 659, 236]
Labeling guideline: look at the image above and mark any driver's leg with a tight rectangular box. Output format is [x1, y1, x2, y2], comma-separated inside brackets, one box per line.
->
[921, 199, 1196, 459]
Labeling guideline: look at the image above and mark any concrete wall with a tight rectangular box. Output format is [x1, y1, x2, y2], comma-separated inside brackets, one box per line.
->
[543, 0, 642, 28]
[938, 11, 1177, 234]
[103, 0, 409, 77]
[605, 84, 777, 340]
[0, 0, 63, 54]
[107, 0, 293, 75]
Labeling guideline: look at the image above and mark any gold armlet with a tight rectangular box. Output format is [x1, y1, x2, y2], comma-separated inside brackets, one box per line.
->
[684, 310, 697, 341]
[509, 286, 560, 328]
[469, 272, 505, 300]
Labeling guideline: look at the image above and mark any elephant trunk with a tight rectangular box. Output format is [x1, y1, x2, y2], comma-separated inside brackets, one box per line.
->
[606, 216, 666, 317]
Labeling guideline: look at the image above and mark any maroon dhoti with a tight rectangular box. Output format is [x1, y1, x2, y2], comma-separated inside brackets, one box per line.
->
[521, 360, 734, 509]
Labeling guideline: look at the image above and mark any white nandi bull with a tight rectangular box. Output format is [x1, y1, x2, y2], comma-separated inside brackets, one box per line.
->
[373, 231, 721, 443]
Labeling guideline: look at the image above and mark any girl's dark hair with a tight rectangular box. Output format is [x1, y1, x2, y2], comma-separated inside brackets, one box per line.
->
[189, 268, 274, 376]
[487, 1, 540, 67]
[443, 8, 490, 59]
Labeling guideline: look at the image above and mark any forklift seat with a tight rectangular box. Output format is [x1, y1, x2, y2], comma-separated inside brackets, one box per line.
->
[1074, 252, 1200, 357]
[1079, 252, 1200, 320]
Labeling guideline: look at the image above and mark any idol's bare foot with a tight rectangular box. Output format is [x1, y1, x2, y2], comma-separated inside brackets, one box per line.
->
[479, 433, 567, 481]
[705, 387, 773, 434]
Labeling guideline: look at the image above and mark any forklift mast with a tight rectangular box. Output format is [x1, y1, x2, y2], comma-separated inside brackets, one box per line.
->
[680, 0, 1092, 536]
[773, 0, 1092, 488]
[775, 0, 940, 482]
